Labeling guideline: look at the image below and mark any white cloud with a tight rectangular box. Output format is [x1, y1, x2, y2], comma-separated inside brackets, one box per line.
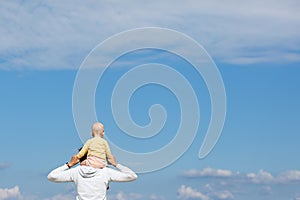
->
[177, 185, 210, 200]
[247, 169, 300, 184]
[204, 184, 234, 200]
[184, 168, 300, 185]
[177, 184, 233, 200]
[277, 170, 300, 183]
[212, 190, 234, 200]
[183, 168, 235, 178]
[149, 194, 166, 200]
[180, 168, 300, 200]
[247, 169, 275, 184]
[0, 186, 21, 200]
[0, 0, 300, 70]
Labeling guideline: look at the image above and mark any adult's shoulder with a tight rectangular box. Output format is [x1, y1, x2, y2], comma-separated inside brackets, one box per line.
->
[101, 166, 118, 173]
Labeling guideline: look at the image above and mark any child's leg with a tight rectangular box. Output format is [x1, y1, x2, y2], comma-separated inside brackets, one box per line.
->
[83, 156, 106, 168]
[80, 159, 89, 166]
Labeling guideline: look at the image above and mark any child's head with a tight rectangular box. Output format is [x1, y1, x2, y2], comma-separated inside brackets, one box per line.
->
[92, 122, 105, 138]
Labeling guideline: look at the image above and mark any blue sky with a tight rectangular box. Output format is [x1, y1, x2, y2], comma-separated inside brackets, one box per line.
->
[1, 1, 300, 200]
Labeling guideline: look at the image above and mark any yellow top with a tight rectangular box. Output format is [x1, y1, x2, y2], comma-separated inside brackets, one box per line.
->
[77, 136, 113, 160]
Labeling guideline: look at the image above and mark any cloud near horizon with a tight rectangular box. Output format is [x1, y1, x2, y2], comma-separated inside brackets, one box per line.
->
[181, 167, 300, 199]
[247, 169, 300, 184]
[183, 167, 236, 178]
[183, 167, 300, 184]
[177, 184, 234, 200]
[0, 186, 21, 200]
[1, 0, 300, 70]
[177, 185, 210, 200]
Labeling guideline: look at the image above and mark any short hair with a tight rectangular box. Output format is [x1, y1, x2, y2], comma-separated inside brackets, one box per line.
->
[92, 122, 104, 135]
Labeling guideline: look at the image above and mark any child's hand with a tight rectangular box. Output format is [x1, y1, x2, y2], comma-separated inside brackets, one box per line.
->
[68, 155, 80, 168]
[108, 155, 117, 167]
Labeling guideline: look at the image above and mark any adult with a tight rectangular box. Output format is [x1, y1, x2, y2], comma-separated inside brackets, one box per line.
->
[47, 155, 137, 200]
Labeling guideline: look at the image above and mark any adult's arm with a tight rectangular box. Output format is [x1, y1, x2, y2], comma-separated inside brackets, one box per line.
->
[108, 164, 138, 182]
[47, 156, 78, 182]
[47, 164, 75, 182]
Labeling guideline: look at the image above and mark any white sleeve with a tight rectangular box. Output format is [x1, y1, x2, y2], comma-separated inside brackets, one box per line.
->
[47, 164, 75, 182]
[108, 164, 138, 182]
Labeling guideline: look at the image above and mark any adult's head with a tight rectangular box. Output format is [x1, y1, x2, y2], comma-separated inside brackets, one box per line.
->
[92, 122, 105, 137]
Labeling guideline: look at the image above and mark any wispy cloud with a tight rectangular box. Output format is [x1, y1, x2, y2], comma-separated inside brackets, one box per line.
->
[0, 186, 21, 200]
[183, 167, 236, 178]
[211, 190, 234, 200]
[177, 184, 234, 200]
[260, 186, 272, 195]
[182, 167, 300, 199]
[293, 195, 300, 200]
[183, 167, 300, 184]
[247, 169, 300, 184]
[0, 163, 11, 170]
[0, 0, 299, 70]
[177, 185, 210, 200]
[148, 194, 166, 200]
[204, 184, 234, 200]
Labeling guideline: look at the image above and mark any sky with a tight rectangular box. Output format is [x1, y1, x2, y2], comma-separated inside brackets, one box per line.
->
[0, 0, 300, 200]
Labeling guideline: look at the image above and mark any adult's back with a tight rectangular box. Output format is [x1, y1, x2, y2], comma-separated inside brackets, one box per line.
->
[48, 163, 137, 200]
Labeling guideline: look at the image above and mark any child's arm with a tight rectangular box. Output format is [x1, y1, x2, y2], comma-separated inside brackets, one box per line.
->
[77, 142, 89, 159]
[69, 140, 90, 167]
[68, 154, 80, 168]
[104, 140, 117, 167]
[77, 139, 91, 161]
[108, 154, 117, 167]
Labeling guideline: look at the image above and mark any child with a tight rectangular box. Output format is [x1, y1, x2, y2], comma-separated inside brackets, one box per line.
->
[72, 122, 116, 168]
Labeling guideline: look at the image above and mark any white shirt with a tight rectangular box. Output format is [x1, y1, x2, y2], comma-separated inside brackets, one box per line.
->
[47, 164, 137, 200]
